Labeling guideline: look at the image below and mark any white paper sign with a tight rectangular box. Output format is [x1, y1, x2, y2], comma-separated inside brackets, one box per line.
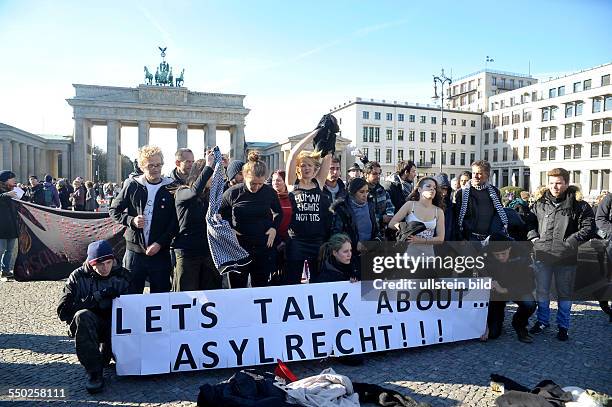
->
[112, 280, 489, 375]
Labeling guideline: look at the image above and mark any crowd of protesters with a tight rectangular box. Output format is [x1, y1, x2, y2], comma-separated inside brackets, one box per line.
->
[1, 127, 611, 393]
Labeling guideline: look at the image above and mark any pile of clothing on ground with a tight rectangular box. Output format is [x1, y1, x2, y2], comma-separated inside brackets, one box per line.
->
[197, 364, 431, 407]
[491, 374, 606, 407]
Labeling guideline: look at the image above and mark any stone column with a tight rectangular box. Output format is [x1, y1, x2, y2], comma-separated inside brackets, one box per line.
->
[138, 120, 150, 147]
[231, 124, 245, 161]
[39, 149, 48, 179]
[33, 147, 40, 178]
[26, 145, 34, 178]
[177, 123, 188, 149]
[61, 145, 69, 178]
[12, 142, 20, 180]
[2, 139, 11, 172]
[206, 122, 216, 148]
[107, 120, 121, 182]
[73, 118, 87, 180]
[518, 167, 524, 189]
[20, 143, 28, 182]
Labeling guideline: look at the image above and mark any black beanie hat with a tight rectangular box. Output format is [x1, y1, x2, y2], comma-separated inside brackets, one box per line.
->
[0, 170, 16, 183]
[348, 177, 368, 195]
[226, 160, 245, 182]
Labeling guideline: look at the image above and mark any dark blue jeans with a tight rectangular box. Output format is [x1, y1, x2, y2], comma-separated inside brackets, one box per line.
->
[123, 249, 172, 294]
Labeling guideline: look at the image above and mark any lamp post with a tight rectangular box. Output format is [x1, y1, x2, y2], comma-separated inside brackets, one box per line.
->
[432, 69, 452, 172]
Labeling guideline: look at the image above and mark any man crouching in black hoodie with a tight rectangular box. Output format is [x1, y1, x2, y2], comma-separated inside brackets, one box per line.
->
[57, 240, 130, 394]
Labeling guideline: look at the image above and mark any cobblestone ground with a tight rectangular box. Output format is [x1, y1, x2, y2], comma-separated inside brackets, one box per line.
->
[1, 280, 610, 406]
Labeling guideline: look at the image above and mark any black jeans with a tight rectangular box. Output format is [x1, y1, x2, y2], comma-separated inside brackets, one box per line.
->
[230, 237, 276, 288]
[284, 238, 321, 285]
[123, 249, 172, 294]
[69, 309, 111, 373]
[487, 298, 537, 339]
[173, 250, 221, 292]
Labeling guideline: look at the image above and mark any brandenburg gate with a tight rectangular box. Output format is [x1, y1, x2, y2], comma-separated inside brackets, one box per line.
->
[66, 48, 249, 182]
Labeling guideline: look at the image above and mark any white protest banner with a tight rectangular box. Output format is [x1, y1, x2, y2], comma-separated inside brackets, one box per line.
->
[112, 279, 490, 375]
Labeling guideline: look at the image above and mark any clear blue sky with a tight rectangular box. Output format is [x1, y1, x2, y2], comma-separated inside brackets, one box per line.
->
[1, 0, 610, 168]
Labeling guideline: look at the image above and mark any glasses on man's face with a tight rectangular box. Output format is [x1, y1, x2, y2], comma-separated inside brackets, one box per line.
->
[146, 163, 164, 170]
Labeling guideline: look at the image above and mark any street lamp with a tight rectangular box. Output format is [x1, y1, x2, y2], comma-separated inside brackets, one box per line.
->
[432, 69, 452, 172]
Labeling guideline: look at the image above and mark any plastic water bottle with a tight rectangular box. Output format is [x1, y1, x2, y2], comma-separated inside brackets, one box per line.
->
[301, 260, 310, 284]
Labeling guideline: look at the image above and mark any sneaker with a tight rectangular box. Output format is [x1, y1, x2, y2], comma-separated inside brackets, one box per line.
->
[0, 271, 14, 282]
[85, 371, 104, 394]
[529, 321, 548, 335]
[516, 329, 534, 344]
[556, 327, 569, 342]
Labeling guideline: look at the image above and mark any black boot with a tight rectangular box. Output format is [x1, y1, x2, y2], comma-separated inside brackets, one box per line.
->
[85, 371, 104, 394]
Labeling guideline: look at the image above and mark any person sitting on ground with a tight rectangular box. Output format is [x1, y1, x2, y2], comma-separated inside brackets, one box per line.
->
[224, 159, 245, 192]
[314, 233, 358, 283]
[0, 171, 18, 282]
[480, 233, 537, 343]
[173, 151, 220, 291]
[57, 240, 130, 394]
[169, 148, 194, 186]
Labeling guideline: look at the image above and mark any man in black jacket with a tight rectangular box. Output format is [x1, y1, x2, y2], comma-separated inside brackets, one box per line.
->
[24, 175, 45, 205]
[168, 148, 194, 186]
[322, 157, 347, 203]
[385, 160, 416, 214]
[57, 240, 130, 394]
[527, 168, 595, 341]
[109, 145, 178, 294]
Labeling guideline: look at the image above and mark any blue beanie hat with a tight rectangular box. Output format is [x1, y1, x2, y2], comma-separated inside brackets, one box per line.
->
[45, 174, 53, 183]
[226, 160, 245, 182]
[0, 170, 16, 183]
[86, 240, 114, 265]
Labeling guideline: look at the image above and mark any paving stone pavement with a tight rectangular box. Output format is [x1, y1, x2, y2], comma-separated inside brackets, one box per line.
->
[1, 280, 610, 406]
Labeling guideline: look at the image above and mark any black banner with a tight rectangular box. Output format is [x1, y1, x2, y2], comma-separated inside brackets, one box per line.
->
[13, 201, 126, 281]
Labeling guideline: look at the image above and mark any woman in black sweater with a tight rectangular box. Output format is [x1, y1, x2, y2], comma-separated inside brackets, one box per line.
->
[173, 151, 219, 291]
[220, 152, 283, 288]
[314, 233, 359, 283]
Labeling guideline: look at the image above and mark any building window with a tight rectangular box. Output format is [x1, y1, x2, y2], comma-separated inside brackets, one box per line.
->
[576, 101, 583, 116]
[419, 151, 426, 166]
[363, 148, 369, 158]
[549, 147, 556, 160]
[369, 127, 374, 142]
[591, 142, 600, 158]
[362, 127, 368, 142]
[484, 133, 489, 144]
[430, 132, 436, 143]
[409, 114, 415, 122]
[420, 131, 426, 142]
[493, 149, 498, 162]
[558, 86, 565, 96]
[386, 148, 392, 164]
[605, 96, 612, 111]
[441, 151, 446, 165]
[565, 124, 572, 138]
[460, 152, 466, 166]
[398, 129, 404, 141]
[484, 150, 489, 161]
[564, 145, 572, 160]
[575, 123, 582, 137]
[550, 127, 557, 140]
[409, 130, 415, 142]
[602, 74, 610, 86]
[492, 77, 497, 86]
[470, 135, 476, 145]
[375, 127, 380, 143]
[512, 147, 519, 161]
[375, 112, 381, 120]
[549, 88, 557, 98]
[583, 79, 591, 90]
[502, 147, 508, 161]
[420, 116, 426, 124]
[386, 113, 392, 121]
[542, 108, 549, 122]
[501, 78, 506, 88]
[565, 104, 574, 118]
[502, 115, 509, 125]
[363, 111, 369, 119]
[513, 129, 519, 140]
[524, 127, 530, 138]
[573, 144, 581, 159]
[450, 133, 456, 144]
[430, 151, 436, 165]
[450, 152, 456, 165]
[524, 146, 529, 159]
[398, 114, 404, 122]
[540, 147, 547, 161]
[523, 111, 532, 121]
[605, 119, 612, 134]
[375, 148, 380, 162]
[451, 118, 457, 126]
[442, 133, 447, 143]
[462, 119, 467, 127]
[431, 117, 437, 124]
[442, 118, 447, 125]
[397, 149, 404, 161]
[573, 81, 582, 93]
[460, 134, 466, 144]
[502, 131, 508, 142]
[386, 129, 393, 141]
[493, 132, 499, 143]
[551, 106, 558, 120]
[409, 150, 415, 161]
[470, 152, 475, 164]
[603, 141, 611, 157]
[471, 120, 476, 127]
[592, 120, 601, 135]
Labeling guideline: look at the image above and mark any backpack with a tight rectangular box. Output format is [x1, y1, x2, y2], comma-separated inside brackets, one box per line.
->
[43, 185, 54, 207]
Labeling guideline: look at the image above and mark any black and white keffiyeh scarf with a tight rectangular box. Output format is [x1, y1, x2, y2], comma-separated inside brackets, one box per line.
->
[458, 182, 508, 234]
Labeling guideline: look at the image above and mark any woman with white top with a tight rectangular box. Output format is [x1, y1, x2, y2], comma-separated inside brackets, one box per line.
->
[389, 177, 445, 278]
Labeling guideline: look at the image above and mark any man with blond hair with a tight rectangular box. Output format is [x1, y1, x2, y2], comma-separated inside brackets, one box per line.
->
[109, 145, 178, 294]
[527, 168, 595, 341]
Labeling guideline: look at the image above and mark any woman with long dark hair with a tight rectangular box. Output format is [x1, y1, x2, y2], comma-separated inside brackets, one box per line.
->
[173, 151, 219, 291]
[389, 177, 445, 273]
[314, 233, 358, 283]
[221, 151, 283, 287]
